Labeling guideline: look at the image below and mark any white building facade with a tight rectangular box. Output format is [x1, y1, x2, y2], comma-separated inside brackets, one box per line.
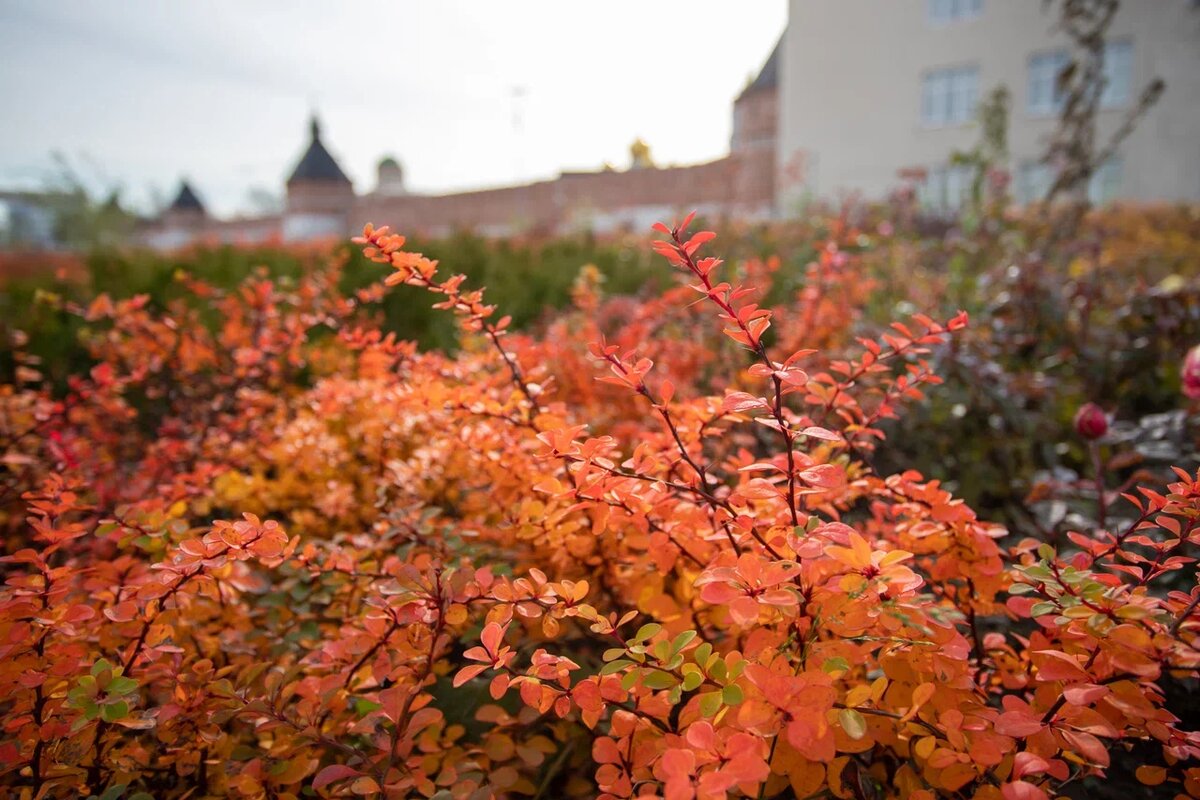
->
[777, 0, 1200, 210]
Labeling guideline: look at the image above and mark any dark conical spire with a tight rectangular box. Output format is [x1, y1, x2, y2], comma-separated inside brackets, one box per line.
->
[288, 114, 351, 185]
[738, 36, 781, 100]
[169, 180, 205, 214]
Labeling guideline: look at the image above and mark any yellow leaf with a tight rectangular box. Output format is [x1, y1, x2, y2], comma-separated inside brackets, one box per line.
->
[445, 604, 469, 626]
[914, 736, 937, 760]
[839, 708, 868, 740]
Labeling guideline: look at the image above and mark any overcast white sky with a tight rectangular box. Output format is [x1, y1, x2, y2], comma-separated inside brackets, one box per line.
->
[0, 1, 787, 217]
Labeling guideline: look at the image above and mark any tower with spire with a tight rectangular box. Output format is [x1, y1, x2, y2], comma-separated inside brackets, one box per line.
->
[729, 37, 780, 216]
[375, 156, 407, 197]
[167, 180, 206, 217]
[282, 115, 355, 242]
[144, 179, 208, 249]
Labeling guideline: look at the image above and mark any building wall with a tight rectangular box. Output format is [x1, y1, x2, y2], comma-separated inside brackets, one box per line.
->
[778, 0, 1200, 209]
[141, 148, 774, 250]
[354, 156, 755, 239]
[284, 181, 354, 242]
[140, 213, 282, 250]
[731, 87, 779, 216]
[733, 88, 777, 155]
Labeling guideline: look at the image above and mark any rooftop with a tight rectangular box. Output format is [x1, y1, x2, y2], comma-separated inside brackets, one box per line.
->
[738, 37, 780, 100]
[287, 116, 351, 185]
[169, 180, 205, 213]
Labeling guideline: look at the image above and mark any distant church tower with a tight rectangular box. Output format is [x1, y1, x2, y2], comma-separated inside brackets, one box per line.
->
[283, 115, 355, 242]
[146, 179, 207, 249]
[375, 156, 407, 196]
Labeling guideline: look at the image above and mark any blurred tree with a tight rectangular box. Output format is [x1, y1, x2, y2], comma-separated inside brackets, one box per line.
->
[35, 151, 138, 249]
[245, 186, 284, 216]
[1041, 0, 1164, 230]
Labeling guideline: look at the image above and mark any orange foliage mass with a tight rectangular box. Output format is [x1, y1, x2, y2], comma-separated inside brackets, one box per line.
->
[0, 216, 1197, 799]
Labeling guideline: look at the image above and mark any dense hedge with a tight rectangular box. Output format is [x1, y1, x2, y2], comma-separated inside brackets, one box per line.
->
[0, 205, 1198, 799]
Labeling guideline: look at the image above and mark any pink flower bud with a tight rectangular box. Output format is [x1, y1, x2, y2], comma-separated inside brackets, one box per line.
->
[1073, 403, 1108, 440]
[1183, 344, 1200, 401]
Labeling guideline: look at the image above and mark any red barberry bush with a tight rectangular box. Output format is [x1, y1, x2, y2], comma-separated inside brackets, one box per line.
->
[0, 216, 1197, 799]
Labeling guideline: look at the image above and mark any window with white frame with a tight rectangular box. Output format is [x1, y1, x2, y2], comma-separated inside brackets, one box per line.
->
[1088, 156, 1123, 204]
[1014, 156, 1122, 205]
[928, 0, 983, 24]
[921, 66, 979, 126]
[919, 164, 974, 212]
[1028, 50, 1070, 116]
[1016, 161, 1054, 204]
[1101, 39, 1133, 108]
[1028, 40, 1132, 116]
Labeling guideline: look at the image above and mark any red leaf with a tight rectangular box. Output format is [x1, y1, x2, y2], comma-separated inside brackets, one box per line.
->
[313, 765, 361, 789]
[994, 711, 1044, 738]
[453, 664, 488, 687]
[1032, 650, 1089, 683]
[799, 464, 844, 488]
[1001, 780, 1049, 800]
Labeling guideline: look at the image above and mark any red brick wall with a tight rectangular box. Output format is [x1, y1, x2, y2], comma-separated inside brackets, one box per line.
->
[354, 153, 775, 238]
[732, 89, 778, 155]
[286, 181, 355, 217]
[730, 87, 779, 215]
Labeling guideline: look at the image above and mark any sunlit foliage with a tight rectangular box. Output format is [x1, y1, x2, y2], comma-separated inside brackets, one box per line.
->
[0, 212, 1197, 799]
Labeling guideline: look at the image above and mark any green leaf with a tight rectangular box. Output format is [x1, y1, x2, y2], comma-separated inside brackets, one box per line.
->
[642, 670, 677, 690]
[821, 657, 851, 675]
[722, 684, 743, 706]
[693, 643, 713, 669]
[101, 700, 129, 722]
[91, 659, 114, 679]
[600, 659, 633, 676]
[671, 630, 698, 654]
[1029, 602, 1057, 617]
[602, 648, 627, 663]
[634, 623, 662, 643]
[68, 675, 98, 705]
[839, 708, 868, 740]
[698, 691, 722, 718]
[1022, 564, 1053, 580]
[352, 698, 382, 717]
[681, 666, 704, 692]
[106, 676, 139, 696]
